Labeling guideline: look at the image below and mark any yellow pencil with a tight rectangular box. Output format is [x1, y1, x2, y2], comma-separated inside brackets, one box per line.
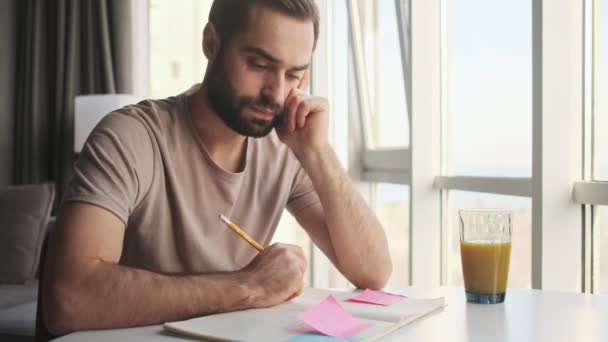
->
[219, 214, 264, 252]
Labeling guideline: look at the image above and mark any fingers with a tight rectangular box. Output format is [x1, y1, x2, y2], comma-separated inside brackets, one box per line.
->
[297, 69, 310, 90]
[268, 242, 307, 274]
[283, 91, 328, 134]
[295, 101, 309, 129]
[247, 243, 307, 306]
[285, 282, 305, 302]
[291, 246, 307, 275]
[284, 91, 301, 133]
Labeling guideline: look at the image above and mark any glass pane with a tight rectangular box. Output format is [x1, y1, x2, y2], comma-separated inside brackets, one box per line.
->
[327, 0, 353, 289]
[446, 0, 532, 177]
[371, 1, 409, 148]
[149, 0, 211, 98]
[329, 184, 410, 288]
[595, 1, 608, 179]
[595, 206, 608, 293]
[447, 191, 531, 288]
[333, 0, 350, 168]
[376, 183, 410, 286]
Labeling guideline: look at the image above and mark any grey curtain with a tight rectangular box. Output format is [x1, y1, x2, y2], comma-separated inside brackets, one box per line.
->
[13, 0, 133, 204]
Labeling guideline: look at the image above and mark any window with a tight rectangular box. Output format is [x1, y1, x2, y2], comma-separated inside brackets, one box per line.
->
[592, 0, 608, 293]
[371, 0, 409, 149]
[333, 0, 350, 169]
[376, 184, 410, 286]
[447, 191, 531, 289]
[341, 0, 411, 286]
[329, 183, 410, 288]
[446, 0, 532, 177]
[149, 0, 210, 98]
[595, 207, 608, 293]
[596, 0, 608, 180]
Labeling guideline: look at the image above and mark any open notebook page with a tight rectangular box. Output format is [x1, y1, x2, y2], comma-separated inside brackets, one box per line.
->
[164, 288, 446, 342]
[163, 306, 394, 342]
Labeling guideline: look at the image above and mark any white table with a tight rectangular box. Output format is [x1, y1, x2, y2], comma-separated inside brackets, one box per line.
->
[53, 287, 608, 342]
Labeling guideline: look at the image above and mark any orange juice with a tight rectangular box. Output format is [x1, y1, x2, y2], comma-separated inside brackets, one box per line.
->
[460, 241, 511, 295]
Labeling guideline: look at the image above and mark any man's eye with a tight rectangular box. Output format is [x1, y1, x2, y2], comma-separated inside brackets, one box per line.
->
[249, 61, 268, 70]
[286, 74, 301, 81]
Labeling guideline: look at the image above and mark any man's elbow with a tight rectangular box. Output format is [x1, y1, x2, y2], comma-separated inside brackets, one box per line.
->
[43, 279, 86, 335]
[352, 259, 392, 290]
[44, 307, 74, 335]
[369, 260, 392, 290]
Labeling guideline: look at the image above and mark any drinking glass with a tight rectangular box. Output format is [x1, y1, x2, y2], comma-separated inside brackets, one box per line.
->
[459, 209, 512, 304]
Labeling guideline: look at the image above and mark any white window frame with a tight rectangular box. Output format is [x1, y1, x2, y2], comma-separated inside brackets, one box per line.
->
[346, 0, 410, 179]
[131, 0, 150, 98]
[345, 0, 588, 291]
[345, 0, 442, 287]
[438, 0, 585, 291]
[531, 0, 584, 291]
[408, 0, 442, 287]
[574, 182, 608, 206]
[435, 0, 584, 291]
[309, 0, 333, 289]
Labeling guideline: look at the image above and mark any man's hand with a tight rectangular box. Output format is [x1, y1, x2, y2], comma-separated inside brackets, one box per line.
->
[276, 73, 392, 290]
[277, 70, 330, 157]
[241, 243, 307, 308]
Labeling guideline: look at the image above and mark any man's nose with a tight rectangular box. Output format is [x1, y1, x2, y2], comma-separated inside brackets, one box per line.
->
[261, 73, 286, 107]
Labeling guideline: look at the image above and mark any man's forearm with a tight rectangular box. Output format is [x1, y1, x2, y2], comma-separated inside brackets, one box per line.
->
[296, 143, 392, 289]
[44, 260, 255, 334]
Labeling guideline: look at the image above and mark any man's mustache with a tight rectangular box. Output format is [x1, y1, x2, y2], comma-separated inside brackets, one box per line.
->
[240, 96, 283, 116]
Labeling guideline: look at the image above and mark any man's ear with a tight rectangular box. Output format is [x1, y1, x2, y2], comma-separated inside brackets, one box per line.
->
[203, 23, 221, 62]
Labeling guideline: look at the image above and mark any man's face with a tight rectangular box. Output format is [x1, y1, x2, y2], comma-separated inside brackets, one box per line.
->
[206, 5, 315, 138]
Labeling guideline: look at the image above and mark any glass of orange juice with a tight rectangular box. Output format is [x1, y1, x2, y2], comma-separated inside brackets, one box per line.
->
[459, 209, 512, 304]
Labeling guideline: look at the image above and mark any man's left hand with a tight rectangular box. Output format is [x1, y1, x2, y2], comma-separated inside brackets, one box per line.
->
[276, 71, 329, 157]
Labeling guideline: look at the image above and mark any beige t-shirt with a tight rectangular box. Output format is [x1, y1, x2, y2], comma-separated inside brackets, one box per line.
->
[63, 85, 320, 275]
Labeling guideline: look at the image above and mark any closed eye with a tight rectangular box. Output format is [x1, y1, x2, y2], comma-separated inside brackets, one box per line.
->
[248, 59, 271, 71]
[286, 73, 301, 81]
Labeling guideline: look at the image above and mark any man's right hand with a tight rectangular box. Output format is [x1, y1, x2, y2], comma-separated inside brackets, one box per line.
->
[241, 243, 307, 308]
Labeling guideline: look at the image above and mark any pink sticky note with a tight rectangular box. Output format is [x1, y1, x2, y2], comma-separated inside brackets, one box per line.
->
[298, 295, 371, 339]
[347, 289, 407, 306]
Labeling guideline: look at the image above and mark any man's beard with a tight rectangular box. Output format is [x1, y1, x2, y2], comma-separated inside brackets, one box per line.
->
[206, 57, 284, 138]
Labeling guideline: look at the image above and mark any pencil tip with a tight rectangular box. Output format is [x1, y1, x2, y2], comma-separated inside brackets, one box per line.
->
[219, 214, 229, 224]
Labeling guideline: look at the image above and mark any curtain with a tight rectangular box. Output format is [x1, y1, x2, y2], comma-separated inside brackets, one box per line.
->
[13, 0, 133, 204]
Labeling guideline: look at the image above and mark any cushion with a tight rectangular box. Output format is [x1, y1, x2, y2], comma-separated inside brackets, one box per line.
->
[0, 183, 55, 284]
[0, 281, 39, 311]
[0, 280, 38, 337]
[0, 301, 37, 336]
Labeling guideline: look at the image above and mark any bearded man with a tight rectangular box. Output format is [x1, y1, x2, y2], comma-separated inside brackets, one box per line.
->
[42, 0, 392, 335]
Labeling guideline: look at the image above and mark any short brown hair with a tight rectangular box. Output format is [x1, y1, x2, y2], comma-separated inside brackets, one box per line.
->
[209, 0, 320, 50]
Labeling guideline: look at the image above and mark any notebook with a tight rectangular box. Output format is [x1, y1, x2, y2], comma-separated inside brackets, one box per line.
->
[163, 288, 446, 341]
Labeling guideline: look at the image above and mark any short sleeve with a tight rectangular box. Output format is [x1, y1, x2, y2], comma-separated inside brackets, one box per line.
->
[285, 165, 320, 215]
[62, 111, 154, 225]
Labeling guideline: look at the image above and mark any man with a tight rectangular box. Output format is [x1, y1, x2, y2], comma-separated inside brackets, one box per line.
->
[43, 0, 391, 334]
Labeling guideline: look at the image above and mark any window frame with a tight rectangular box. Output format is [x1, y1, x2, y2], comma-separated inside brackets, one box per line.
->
[345, 0, 588, 291]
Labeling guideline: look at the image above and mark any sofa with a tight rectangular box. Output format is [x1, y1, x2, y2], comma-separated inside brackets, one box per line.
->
[0, 183, 55, 342]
